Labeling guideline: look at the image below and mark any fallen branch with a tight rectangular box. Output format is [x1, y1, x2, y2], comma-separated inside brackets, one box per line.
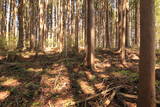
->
[118, 92, 137, 99]
[118, 92, 160, 105]
[73, 86, 123, 105]
[103, 90, 117, 106]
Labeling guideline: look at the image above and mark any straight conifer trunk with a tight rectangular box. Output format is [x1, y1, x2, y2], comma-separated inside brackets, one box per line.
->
[17, 0, 24, 50]
[138, 0, 156, 106]
[86, 0, 95, 69]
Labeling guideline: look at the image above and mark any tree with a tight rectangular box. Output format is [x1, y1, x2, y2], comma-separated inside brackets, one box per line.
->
[17, 0, 24, 51]
[38, 0, 45, 51]
[75, 0, 79, 52]
[86, 0, 95, 69]
[105, 0, 110, 49]
[29, 0, 36, 50]
[135, 0, 140, 47]
[138, 0, 156, 106]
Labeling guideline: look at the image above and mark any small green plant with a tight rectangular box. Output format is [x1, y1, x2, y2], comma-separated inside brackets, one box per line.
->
[31, 101, 42, 107]
[0, 36, 7, 49]
[156, 80, 160, 91]
[118, 70, 139, 82]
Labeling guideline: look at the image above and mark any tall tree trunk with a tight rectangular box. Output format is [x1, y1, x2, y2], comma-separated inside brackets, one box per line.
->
[29, 0, 35, 50]
[105, 0, 110, 49]
[59, 0, 64, 52]
[38, 0, 45, 51]
[86, 0, 95, 69]
[138, 0, 156, 106]
[6, 0, 11, 47]
[17, 0, 24, 51]
[75, 0, 79, 52]
[135, 0, 140, 47]
[117, 0, 122, 52]
[120, 0, 126, 64]
[125, 0, 130, 48]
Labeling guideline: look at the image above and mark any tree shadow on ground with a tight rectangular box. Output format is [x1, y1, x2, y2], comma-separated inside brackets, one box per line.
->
[0, 50, 139, 107]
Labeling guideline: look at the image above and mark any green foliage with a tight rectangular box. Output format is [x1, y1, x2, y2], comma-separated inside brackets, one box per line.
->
[31, 102, 42, 107]
[156, 80, 160, 92]
[0, 36, 7, 50]
[156, 56, 160, 64]
[118, 70, 139, 82]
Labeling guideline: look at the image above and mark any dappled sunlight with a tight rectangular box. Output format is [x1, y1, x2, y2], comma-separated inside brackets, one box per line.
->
[51, 64, 68, 72]
[20, 51, 36, 59]
[41, 71, 71, 94]
[27, 68, 43, 73]
[95, 63, 105, 69]
[94, 83, 106, 90]
[84, 71, 96, 81]
[0, 78, 21, 87]
[53, 97, 75, 106]
[73, 67, 79, 72]
[103, 62, 111, 68]
[111, 72, 124, 78]
[98, 74, 110, 79]
[0, 91, 10, 101]
[77, 79, 95, 95]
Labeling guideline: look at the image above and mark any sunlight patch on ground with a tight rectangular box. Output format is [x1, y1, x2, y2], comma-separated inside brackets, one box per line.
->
[111, 72, 124, 78]
[53, 97, 75, 106]
[77, 79, 95, 95]
[94, 83, 106, 90]
[0, 91, 10, 101]
[51, 64, 68, 72]
[21, 51, 35, 58]
[41, 72, 70, 93]
[27, 68, 43, 72]
[103, 62, 111, 68]
[73, 68, 79, 72]
[95, 63, 104, 69]
[84, 71, 96, 81]
[98, 74, 109, 79]
[21, 54, 31, 59]
[53, 75, 70, 92]
[1, 78, 21, 87]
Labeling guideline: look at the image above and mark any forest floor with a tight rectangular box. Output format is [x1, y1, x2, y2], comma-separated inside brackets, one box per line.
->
[0, 48, 160, 107]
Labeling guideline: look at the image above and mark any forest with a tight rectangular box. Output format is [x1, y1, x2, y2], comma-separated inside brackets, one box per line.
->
[0, 0, 160, 106]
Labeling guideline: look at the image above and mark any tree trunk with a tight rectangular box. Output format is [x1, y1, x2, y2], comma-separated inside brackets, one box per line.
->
[138, 0, 156, 106]
[125, 0, 130, 48]
[105, 0, 110, 49]
[86, 0, 95, 69]
[75, 0, 79, 52]
[38, 0, 45, 51]
[135, 0, 140, 47]
[59, 0, 64, 52]
[17, 0, 24, 51]
[29, 0, 36, 50]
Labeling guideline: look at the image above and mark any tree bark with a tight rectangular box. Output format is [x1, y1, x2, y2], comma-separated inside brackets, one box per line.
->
[17, 0, 24, 51]
[86, 0, 95, 69]
[138, 0, 156, 106]
[135, 0, 140, 47]
[105, 0, 110, 49]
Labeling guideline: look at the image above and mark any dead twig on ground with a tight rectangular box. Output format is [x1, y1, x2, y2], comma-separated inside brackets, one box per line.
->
[118, 92, 137, 99]
[103, 90, 117, 106]
[72, 86, 123, 106]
